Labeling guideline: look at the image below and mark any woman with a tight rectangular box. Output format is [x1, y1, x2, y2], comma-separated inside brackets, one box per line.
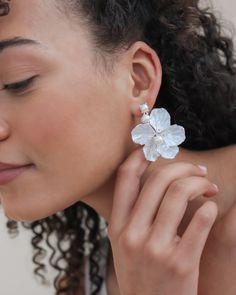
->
[0, 0, 235, 294]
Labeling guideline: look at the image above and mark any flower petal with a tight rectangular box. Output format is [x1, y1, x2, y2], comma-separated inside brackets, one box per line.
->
[157, 142, 180, 159]
[161, 125, 186, 146]
[131, 123, 155, 145]
[143, 138, 160, 162]
[150, 108, 171, 132]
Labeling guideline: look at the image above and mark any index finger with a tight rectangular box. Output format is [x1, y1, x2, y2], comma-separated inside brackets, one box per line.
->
[109, 147, 151, 235]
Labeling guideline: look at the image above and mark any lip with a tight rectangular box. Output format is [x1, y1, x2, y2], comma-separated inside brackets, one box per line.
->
[0, 162, 29, 170]
[0, 164, 33, 185]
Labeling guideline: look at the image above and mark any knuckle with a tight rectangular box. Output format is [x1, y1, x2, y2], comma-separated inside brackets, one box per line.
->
[117, 161, 142, 180]
[195, 206, 215, 227]
[119, 230, 141, 251]
[144, 242, 170, 263]
[168, 179, 189, 196]
[117, 163, 132, 177]
[167, 257, 193, 277]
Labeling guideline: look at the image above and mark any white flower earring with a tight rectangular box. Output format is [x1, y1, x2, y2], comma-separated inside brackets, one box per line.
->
[131, 103, 186, 162]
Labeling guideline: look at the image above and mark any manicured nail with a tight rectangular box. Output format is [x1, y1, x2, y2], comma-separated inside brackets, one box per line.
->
[198, 165, 208, 173]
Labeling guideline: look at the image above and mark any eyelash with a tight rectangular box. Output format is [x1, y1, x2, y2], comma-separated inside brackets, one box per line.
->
[3, 75, 37, 93]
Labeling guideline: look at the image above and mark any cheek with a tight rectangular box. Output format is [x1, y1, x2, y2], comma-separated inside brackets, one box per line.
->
[3, 79, 131, 221]
[22, 83, 128, 173]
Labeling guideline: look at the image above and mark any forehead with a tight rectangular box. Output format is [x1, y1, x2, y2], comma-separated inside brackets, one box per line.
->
[0, 0, 68, 41]
[0, 0, 91, 57]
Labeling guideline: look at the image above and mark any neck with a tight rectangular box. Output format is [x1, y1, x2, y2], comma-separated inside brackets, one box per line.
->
[81, 145, 236, 295]
[81, 172, 117, 222]
[82, 145, 236, 224]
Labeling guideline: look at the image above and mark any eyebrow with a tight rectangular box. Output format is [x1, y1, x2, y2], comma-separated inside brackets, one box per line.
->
[0, 36, 40, 53]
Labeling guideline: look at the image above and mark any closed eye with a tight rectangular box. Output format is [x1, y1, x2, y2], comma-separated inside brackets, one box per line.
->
[2, 75, 38, 93]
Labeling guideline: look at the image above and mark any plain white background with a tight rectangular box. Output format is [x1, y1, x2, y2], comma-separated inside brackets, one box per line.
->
[0, 1, 235, 294]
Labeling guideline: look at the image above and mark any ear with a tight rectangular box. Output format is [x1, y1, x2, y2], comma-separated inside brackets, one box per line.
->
[127, 41, 162, 117]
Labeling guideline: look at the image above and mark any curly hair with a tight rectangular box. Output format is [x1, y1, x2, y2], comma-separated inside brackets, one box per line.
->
[2, 0, 236, 294]
[0, 0, 10, 16]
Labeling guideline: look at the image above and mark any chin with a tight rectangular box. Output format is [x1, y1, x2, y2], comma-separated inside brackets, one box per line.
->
[0, 178, 85, 222]
[1, 199, 58, 222]
[3, 207, 45, 222]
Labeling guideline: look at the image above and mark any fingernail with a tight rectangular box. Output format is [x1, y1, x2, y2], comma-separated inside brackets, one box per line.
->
[213, 184, 219, 192]
[198, 165, 208, 173]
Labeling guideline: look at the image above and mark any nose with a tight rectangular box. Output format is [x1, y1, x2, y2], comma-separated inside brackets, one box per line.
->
[0, 119, 10, 141]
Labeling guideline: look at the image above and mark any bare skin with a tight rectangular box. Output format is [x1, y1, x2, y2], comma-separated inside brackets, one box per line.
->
[0, 1, 235, 294]
[103, 145, 236, 295]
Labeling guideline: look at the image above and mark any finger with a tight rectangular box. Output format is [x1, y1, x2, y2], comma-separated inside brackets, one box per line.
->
[128, 163, 208, 229]
[176, 200, 218, 265]
[109, 147, 151, 236]
[149, 176, 218, 246]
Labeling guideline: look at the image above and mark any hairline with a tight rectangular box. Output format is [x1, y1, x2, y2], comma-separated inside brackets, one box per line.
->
[54, 0, 128, 74]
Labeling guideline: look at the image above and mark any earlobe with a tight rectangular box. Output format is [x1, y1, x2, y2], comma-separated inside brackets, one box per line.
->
[129, 41, 162, 116]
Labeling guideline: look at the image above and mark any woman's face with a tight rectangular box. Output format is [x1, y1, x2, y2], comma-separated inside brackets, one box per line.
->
[0, 0, 135, 221]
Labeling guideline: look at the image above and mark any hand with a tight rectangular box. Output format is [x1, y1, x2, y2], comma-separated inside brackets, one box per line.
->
[108, 147, 218, 295]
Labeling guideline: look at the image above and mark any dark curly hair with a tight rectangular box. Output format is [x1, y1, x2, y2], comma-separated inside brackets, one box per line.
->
[2, 0, 236, 294]
[0, 0, 10, 16]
